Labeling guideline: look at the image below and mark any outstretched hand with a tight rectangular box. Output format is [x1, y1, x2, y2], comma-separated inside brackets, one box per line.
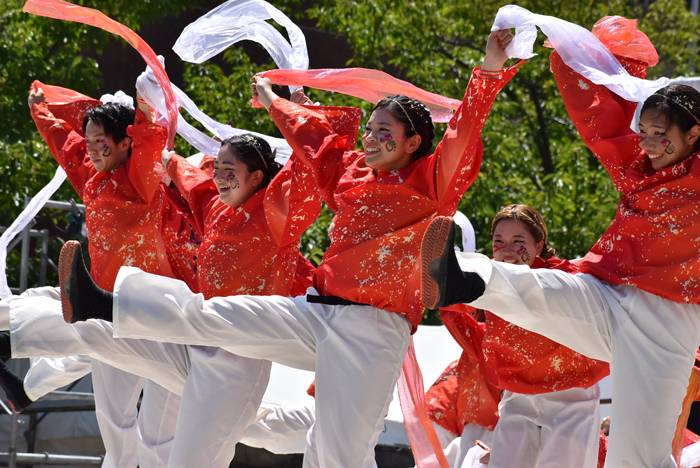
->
[28, 87, 46, 109]
[290, 87, 313, 106]
[136, 92, 154, 123]
[251, 75, 278, 111]
[161, 148, 177, 168]
[483, 29, 514, 71]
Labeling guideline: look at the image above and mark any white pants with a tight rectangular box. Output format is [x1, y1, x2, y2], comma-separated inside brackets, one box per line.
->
[6, 293, 281, 467]
[489, 386, 600, 468]
[24, 355, 177, 468]
[460, 253, 700, 468]
[427, 422, 493, 468]
[136, 380, 181, 468]
[113, 267, 413, 468]
[4, 289, 179, 468]
[24, 355, 92, 400]
[241, 403, 315, 455]
[91, 360, 144, 468]
[168, 345, 271, 468]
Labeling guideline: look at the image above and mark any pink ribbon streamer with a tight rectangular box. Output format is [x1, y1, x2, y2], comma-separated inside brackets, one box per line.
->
[259, 68, 461, 123]
[397, 337, 450, 468]
[23, 0, 178, 148]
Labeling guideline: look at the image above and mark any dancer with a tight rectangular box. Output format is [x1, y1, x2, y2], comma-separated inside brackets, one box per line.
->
[424, 352, 497, 468]
[150, 129, 326, 467]
[61, 29, 519, 467]
[421, 27, 700, 468]
[478, 205, 606, 467]
[27, 84, 178, 468]
[3, 83, 348, 462]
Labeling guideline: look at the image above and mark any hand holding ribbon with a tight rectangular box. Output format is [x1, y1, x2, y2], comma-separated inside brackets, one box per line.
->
[23, 0, 179, 147]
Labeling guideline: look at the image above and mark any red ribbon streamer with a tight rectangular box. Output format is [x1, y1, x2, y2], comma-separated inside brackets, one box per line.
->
[259, 68, 462, 123]
[23, 0, 178, 148]
[397, 337, 450, 468]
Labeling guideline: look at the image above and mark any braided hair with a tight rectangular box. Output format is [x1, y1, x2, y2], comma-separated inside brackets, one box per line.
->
[371, 95, 435, 160]
[82, 103, 136, 156]
[491, 204, 555, 260]
[220, 134, 282, 189]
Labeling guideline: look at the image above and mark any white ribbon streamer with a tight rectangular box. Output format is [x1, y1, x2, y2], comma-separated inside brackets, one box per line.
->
[492, 4, 670, 102]
[136, 58, 292, 164]
[99, 90, 134, 109]
[173, 0, 308, 92]
[453, 211, 476, 253]
[0, 167, 67, 299]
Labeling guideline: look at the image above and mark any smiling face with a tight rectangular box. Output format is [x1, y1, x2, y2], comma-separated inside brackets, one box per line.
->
[638, 110, 700, 171]
[212, 145, 263, 208]
[84, 120, 130, 173]
[492, 219, 543, 267]
[361, 108, 420, 172]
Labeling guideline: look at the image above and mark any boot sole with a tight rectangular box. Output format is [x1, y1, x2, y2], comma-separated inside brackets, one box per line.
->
[59, 241, 80, 324]
[421, 216, 454, 309]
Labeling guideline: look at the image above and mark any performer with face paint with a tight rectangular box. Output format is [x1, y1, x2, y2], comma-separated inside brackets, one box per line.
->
[421, 18, 700, 467]
[425, 205, 608, 468]
[483, 205, 608, 468]
[19, 84, 178, 468]
[59, 29, 520, 467]
[1, 93, 328, 466]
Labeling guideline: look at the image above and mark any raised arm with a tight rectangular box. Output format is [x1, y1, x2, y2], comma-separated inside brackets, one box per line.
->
[263, 155, 322, 248]
[550, 50, 648, 188]
[254, 76, 362, 212]
[164, 151, 218, 235]
[432, 30, 519, 203]
[29, 87, 97, 198]
[125, 108, 168, 204]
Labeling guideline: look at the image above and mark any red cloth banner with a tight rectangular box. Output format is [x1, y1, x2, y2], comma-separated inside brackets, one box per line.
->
[397, 338, 450, 468]
[23, 0, 178, 148]
[259, 68, 462, 123]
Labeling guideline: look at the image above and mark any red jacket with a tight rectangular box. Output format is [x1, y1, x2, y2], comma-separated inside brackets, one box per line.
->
[159, 184, 201, 294]
[269, 66, 519, 329]
[482, 257, 610, 394]
[552, 51, 700, 305]
[166, 153, 320, 299]
[31, 82, 172, 291]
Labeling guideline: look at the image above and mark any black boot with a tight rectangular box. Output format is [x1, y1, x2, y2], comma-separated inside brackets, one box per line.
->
[0, 331, 10, 360]
[59, 241, 113, 323]
[421, 216, 485, 309]
[0, 359, 32, 413]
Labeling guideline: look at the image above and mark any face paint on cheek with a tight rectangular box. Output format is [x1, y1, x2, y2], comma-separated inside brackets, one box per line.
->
[492, 244, 505, 254]
[517, 246, 530, 263]
[661, 139, 675, 155]
[101, 143, 112, 157]
[379, 134, 396, 152]
[225, 171, 239, 189]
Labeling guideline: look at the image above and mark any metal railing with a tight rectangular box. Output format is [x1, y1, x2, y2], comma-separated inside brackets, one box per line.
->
[1, 197, 85, 294]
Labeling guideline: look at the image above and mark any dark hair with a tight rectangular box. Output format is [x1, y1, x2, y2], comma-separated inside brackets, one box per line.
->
[82, 103, 136, 155]
[371, 95, 435, 160]
[641, 84, 700, 150]
[220, 134, 282, 189]
[491, 204, 555, 260]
